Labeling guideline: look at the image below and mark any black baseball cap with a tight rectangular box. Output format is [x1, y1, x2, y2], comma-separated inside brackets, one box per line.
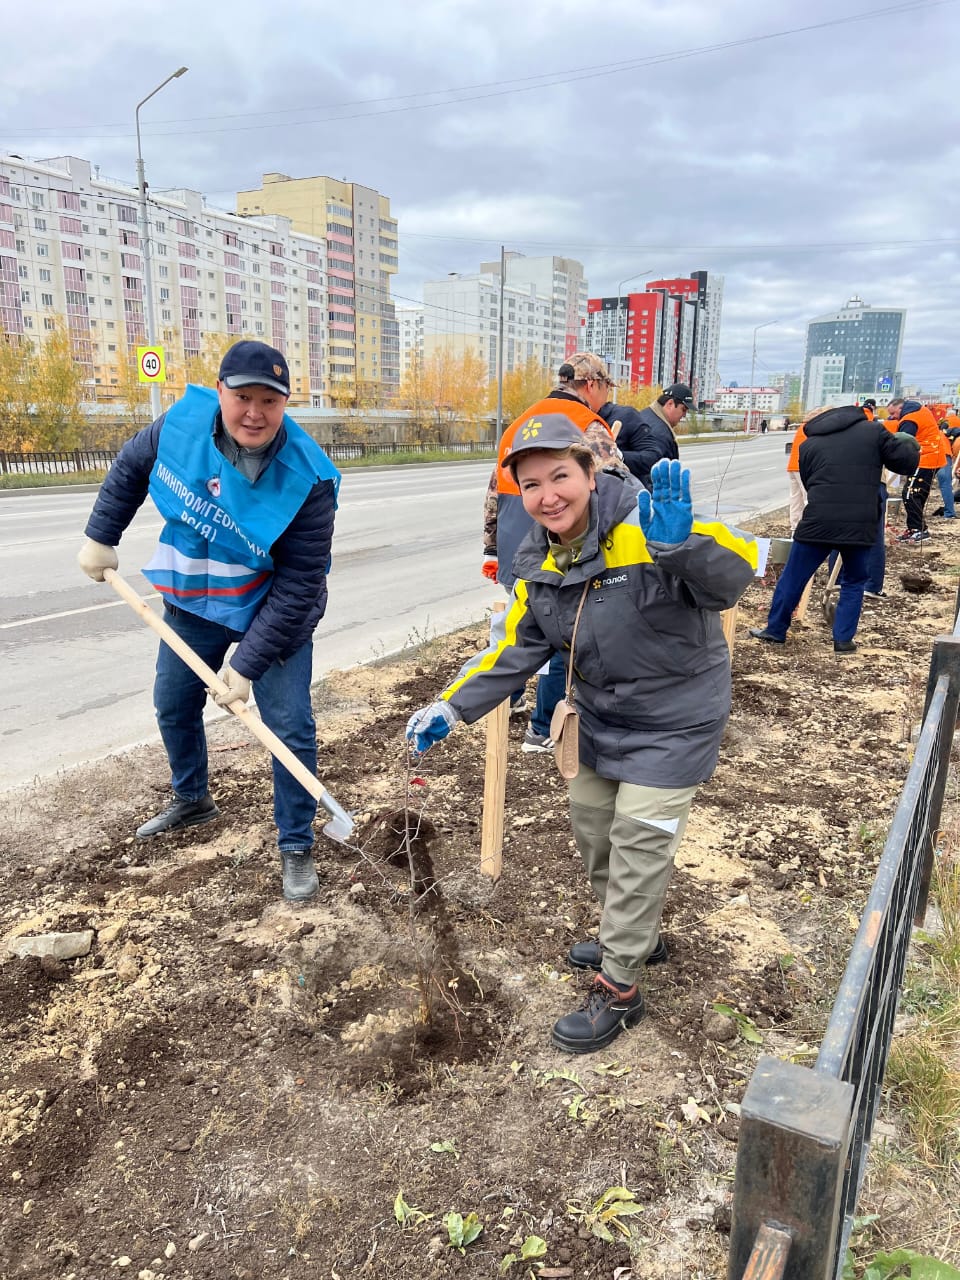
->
[218, 340, 290, 396]
[663, 383, 694, 408]
[501, 414, 585, 469]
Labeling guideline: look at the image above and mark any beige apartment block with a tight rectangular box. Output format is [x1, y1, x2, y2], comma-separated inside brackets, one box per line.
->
[237, 173, 399, 404]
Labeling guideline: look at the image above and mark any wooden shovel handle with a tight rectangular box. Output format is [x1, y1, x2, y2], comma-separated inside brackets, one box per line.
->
[103, 569, 342, 817]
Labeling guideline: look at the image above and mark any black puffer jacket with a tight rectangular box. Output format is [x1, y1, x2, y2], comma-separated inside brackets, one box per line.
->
[795, 405, 919, 545]
[599, 402, 678, 489]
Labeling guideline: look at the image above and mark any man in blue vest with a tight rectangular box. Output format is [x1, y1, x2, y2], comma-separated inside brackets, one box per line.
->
[77, 340, 340, 903]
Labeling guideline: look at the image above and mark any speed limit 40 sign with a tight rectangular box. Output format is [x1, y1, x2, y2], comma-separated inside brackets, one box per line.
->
[137, 345, 166, 383]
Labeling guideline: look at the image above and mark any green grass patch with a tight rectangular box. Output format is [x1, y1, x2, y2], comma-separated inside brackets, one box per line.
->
[336, 448, 495, 468]
[0, 469, 108, 489]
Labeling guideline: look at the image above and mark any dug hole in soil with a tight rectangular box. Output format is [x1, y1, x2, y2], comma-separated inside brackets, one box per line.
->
[2, 508, 957, 1279]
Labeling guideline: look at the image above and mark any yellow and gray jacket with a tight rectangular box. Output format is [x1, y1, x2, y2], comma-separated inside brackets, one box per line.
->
[445, 470, 757, 787]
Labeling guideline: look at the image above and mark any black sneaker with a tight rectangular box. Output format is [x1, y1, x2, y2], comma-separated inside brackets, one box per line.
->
[136, 794, 219, 839]
[521, 727, 554, 753]
[567, 936, 668, 970]
[552, 974, 645, 1054]
[748, 628, 786, 644]
[834, 639, 858, 654]
[281, 850, 319, 903]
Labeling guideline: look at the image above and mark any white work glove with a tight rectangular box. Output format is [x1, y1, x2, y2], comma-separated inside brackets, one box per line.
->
[213, 664, 251, 708]
[405, 700, 460, 754]
[77, 538, 118, 582]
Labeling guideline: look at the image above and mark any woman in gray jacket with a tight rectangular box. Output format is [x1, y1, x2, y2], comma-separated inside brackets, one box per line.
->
[407, 416, 757, 1053]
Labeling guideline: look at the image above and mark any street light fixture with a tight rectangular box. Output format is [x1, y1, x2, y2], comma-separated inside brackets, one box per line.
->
[748, 320, 778, 433]
[616, 268, 651, 380]
[135, 66, 188, 420]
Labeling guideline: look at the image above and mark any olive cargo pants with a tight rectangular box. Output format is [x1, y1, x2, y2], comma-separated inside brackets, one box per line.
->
[568, 763, 697, 987]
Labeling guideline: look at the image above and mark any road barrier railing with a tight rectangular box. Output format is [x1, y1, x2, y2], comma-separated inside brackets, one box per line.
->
[728, 601, 960, 1280]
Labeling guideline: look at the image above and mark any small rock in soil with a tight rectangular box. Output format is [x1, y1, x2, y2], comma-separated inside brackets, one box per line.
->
[703, 1012, 737, 1043]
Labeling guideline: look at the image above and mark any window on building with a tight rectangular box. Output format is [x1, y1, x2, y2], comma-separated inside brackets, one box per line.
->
[36, 244, 48, 257]
[44, 317, 55, 330]
[30, 192, 45, 209]
[41, 292, 53, 306]
[39, 268, 51, 282]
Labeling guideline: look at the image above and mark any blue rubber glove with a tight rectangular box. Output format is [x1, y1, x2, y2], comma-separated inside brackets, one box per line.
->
[405, 700, 461, 754]
[637, 458, 693, 545]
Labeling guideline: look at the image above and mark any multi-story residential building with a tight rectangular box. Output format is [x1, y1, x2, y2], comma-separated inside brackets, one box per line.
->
[769, 372, 802, 410]
[237, 172, 399, 403]
[480, 253, 588, 369]
[0, 153, 329, 405]
[397, 305, 424, 380]
[801, 296, 905, 409]
[584, 270, 723, 403]
[714, 386, 782, 414]
[421, 252, 587, 382]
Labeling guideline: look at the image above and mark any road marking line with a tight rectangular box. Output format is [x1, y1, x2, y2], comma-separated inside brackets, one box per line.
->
[0, 593, 160, 630]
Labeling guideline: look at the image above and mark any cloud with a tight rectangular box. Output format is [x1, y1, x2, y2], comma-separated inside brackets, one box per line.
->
[1, 0, 958, 385]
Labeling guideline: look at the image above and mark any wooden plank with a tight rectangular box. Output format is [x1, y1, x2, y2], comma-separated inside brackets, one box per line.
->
[721, 604, 739, 657]
[793, 575, 815, 624]
[480, 602, 509, 880]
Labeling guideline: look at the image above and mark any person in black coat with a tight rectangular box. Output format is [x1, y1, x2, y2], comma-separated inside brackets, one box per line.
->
[749, 404, 919, 653]
[598, 383, 690, 489]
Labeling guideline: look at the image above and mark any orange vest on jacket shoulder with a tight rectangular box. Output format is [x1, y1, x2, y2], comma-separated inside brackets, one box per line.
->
[787, 425, 807, 473]
[496, 396, 612, 496]
[901, 405, 948, 468]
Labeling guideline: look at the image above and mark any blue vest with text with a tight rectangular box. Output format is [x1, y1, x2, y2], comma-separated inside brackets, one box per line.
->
[143, 385, 340, 629]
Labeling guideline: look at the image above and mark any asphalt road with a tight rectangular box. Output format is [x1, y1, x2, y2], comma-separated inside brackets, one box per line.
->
[0, 432, 790, 789]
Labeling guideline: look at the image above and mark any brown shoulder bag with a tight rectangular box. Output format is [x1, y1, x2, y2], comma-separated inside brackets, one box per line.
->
[549, 580, 591, 780]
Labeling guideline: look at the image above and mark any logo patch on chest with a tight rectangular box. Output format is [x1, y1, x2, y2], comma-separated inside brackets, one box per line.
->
[592, 571, 629, 591]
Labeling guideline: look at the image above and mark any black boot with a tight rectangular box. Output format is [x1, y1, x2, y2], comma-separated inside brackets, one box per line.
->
[136, 794, 219, 839]
[552, 974, 645, 1053]
[567, 936, 668, 970]
[281, 850, 319, 903]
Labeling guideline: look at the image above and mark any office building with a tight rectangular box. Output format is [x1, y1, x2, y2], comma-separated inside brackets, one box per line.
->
[0, 153, 329, 404]
[237, 172, 399, 402]
[801, 296, 905, 409]
[584, 270, 723, 403]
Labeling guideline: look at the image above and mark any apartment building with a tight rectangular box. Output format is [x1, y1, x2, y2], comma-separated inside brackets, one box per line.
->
[237, 173, 399, 403]
[421, 253, 587, 381]
[397, 305, 424, 379]
[714, 386, 782, 414]
[585, 270, 724, 404]
[0, 153, 329, 405]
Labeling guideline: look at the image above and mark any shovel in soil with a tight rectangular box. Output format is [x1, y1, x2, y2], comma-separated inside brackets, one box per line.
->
[104, 569, 354, 845]
[820, 557, 843, 627]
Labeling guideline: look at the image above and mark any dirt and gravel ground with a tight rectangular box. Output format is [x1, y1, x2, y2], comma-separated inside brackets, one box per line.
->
[2, 509, 958, 1279]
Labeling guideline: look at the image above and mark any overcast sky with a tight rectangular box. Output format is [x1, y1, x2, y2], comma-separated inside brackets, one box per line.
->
[3, 0, 958, 389]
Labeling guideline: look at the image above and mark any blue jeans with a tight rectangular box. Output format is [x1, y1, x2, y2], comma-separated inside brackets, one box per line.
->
[530, 650, 567, 738]
[767, 542, 870, 644]
[153, 605, 318, 851]
[937, 461, 956, 517]
[830, 484, 887, 594]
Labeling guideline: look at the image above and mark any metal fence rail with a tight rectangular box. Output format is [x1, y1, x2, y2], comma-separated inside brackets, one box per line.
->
[0, 441, 495, 474]
[728, 617, 960, 1279]
[0, 448, 117, 474]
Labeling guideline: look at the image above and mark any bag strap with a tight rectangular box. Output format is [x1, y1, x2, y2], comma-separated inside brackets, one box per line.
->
[565, 579, 592, 700]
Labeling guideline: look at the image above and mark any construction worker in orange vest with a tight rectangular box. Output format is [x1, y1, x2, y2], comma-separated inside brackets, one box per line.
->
[889, 398, 948, 542]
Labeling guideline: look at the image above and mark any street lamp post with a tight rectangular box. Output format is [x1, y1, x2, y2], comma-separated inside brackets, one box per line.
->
[748, 320, 778, 432]
[616, 268, 651, 384]
[135, 66, 188, 420]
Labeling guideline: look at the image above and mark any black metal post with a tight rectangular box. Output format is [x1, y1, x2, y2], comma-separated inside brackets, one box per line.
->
[728, 1058, 852, 1280]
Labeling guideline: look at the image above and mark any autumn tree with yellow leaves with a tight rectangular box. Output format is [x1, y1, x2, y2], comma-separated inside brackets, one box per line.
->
[498, 357, 552, 426]
[0, 323, 86, 451]
[399, 348, 490, 444]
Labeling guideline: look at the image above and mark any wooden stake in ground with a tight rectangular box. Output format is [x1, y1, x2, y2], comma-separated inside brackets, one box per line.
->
[721, 604, 739, 657]
[480, 602, 509, 880]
